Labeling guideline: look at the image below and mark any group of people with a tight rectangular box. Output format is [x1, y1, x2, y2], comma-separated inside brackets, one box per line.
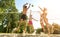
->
[20, 3, 50, 34]
[13, 3, 54, 35]
[20, 3, 38, 34]
[20, 3, 51, 34]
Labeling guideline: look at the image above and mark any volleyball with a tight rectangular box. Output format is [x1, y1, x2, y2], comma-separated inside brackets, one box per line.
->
[29, 3, 34, 7]
[30, 4, 34, 7]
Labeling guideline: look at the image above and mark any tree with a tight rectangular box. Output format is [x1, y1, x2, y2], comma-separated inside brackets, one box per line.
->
[0, 0, 18, 33]
[0, 0, 18, 12]
[26, 24, 34, 33]
[0, 13, 7, 32]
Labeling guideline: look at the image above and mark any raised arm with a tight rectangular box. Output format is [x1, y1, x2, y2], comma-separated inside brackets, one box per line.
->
[30, 10, 31, 15]
[38, 6, 43, 11]
[23, 3, 28, 6]
[32, 18, 38, 21]
[27, 4, 31, 9]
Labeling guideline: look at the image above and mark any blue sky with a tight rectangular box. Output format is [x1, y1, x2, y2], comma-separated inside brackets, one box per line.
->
[15, 0, 60, 29]
[15, 0, 33, 12]
[15, 0, 45, 12]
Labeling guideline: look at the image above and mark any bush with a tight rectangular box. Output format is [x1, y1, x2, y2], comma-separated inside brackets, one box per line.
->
[36, 28, 43, 34]
[19, 21, 26, 33]
[26, 25, 34, 33]
[52, 23, 60, 34]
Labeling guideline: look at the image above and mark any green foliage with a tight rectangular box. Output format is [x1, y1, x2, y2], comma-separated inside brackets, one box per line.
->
[0, 0, 19, 33]
[26, 25, 34, 33]
[0, 25, 3, 32]
[19, 12, 23, 20]
[0, 13, 6, 21]
[36, 28, 43, 34]
[0, 13, 19, 33]
[0, 0, 18, 12]
[6, 13, 19, 33]
[19, 21, 26, 33]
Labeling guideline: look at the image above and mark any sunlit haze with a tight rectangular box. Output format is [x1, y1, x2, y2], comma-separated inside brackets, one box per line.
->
[15, 0, 60, 29]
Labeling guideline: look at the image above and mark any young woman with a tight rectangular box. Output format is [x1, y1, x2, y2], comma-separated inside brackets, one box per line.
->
[27, 10, 38, 33]
[38, 6, 50, 35]
[28, 10, 38, 25]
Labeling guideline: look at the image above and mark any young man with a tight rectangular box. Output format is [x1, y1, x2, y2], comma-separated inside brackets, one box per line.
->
[21, 3, 30, 21]
[20, 3, 31, 34]
[38, 6, 50, 35]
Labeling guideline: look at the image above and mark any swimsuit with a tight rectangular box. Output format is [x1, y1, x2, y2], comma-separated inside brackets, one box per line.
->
[28, 21, 33, 25]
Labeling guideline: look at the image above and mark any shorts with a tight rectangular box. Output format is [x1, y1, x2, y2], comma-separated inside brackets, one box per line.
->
[21, 14, 27, 21]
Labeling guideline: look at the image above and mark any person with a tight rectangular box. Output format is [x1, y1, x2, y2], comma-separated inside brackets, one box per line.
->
[27, 10, 38, 33]
[20, 3, 31, 34]
[28, 10, 38, 25]
[40, 13, 45, 33]
[38, 6, 50, 35]
[21, 3, 31, 21]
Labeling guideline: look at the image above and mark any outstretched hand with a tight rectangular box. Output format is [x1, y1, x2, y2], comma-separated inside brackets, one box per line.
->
[38, 6, 41, 9]
[32, 18, 38, 21]
[38, 6, 43, 11]
[29, 4, 34, 7]
[38, 6, 40, 8]
[35, 20, 38, 21]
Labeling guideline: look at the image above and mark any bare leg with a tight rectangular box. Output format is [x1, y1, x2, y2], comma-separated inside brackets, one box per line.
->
[44, 18, 50, 35]
[40, 16, 45, 33]
[40, 23, 45, 33]
[23, 20, 27, 34]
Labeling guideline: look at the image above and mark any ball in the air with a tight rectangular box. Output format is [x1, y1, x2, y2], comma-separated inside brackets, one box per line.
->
[32, 5, 34, 7]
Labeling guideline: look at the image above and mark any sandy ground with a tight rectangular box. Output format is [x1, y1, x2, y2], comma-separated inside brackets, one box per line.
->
[0, 33, 60, 37]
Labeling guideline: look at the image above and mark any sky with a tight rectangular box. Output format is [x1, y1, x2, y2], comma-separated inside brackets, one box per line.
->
[15, 0, 60, 29]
